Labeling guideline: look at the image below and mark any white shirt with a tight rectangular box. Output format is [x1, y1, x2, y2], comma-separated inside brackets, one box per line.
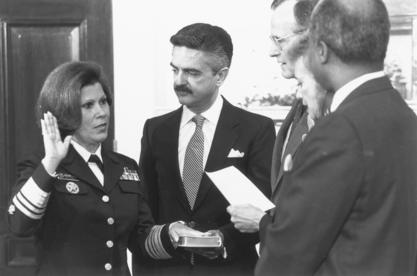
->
[330, 71, 385, 112]
[71, 140, 104, 186]
[178, 95, 223, 178]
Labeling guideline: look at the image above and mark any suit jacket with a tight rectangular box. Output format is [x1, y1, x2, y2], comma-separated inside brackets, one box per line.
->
[270, 98, 307, 195]
[8, 145, 173, 276]
[256, 76, 417, 276]
[135, 98, 275, 275]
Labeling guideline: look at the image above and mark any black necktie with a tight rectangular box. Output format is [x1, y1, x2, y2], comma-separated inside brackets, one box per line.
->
[88, 154, 104, 173]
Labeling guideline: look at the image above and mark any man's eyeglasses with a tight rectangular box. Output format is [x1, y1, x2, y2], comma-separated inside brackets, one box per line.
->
[270, 30, 306, 51]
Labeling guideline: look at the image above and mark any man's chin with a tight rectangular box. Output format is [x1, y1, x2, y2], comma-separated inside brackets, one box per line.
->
[280, 67, 294, 79]
[177, 95, 193, 105]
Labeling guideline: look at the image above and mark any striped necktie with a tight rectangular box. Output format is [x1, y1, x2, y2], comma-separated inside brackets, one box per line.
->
[182, 114, 205, 209]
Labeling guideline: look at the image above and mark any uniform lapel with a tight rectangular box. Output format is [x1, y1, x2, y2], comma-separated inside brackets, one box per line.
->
[60, 145, 104, 191]
[193, 100, 239, 211]
[102, 148, 124, 193]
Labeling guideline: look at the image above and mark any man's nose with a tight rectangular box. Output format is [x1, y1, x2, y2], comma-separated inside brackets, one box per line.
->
[174, 71, 187, 85]
[269, 42, 281, 58]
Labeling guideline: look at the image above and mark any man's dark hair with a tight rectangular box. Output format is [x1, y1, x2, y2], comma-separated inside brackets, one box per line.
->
[309, 0, 390, 63]
[170, 23, 233, 72]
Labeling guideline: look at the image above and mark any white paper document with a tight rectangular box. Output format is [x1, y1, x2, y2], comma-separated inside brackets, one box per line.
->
[206, 166, 275, 211]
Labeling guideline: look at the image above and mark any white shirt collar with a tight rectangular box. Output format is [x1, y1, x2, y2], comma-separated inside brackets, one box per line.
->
[71, 140, 103, 163]
[330, 71, 385, 112]
[180, 94, 223, 128]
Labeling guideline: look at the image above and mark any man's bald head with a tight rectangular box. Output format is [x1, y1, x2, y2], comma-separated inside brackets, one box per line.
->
[309, 0, 390, 64]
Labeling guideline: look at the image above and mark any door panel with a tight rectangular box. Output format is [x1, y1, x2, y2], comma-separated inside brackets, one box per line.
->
[0, 1, 113, 275]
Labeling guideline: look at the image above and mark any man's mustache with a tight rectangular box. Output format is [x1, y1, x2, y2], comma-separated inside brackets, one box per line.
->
[174, 84, 192, 94]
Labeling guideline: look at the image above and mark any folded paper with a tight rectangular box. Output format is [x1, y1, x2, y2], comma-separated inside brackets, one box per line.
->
[206, 166, 275, 211]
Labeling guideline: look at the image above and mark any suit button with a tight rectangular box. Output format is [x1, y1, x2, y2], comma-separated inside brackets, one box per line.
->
[107, 217, 115, 225]
[106, 240, 114, 248]
[102, 195, 109, 202]
[188, 221, 196, 228]
[104, 263, 112, 270]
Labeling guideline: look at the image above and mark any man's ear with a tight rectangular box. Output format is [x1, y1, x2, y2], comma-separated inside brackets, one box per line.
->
[216, 67, 229, 86]
[317, 40, 330, 64]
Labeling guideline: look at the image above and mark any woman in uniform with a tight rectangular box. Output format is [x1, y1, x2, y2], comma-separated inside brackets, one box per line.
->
[7, 61, 199, 276]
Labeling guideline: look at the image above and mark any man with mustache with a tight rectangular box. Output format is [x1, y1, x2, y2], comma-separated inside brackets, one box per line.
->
[133, 23, 275, 275]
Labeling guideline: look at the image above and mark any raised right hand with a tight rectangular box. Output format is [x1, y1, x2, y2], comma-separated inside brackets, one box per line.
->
[40, 112, 72, 174]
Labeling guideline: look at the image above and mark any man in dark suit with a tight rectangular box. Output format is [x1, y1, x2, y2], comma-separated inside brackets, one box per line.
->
[227, 0, 320, 234]
[134, 23, 275, 275]
[255, 0, 417, 275]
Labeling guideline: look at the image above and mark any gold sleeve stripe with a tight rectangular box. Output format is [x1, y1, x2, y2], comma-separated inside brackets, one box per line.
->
[20, 177, 50, 208]
[145, 225, 171, 259]
[11, 177, 50, 220]
[12, 196, 43, 219]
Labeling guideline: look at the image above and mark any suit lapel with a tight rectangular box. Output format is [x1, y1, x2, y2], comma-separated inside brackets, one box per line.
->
[193, 100, 239, 211]
[158, 108, 191, 212]
[60, 146, 104, 191]
[102, 148, 124, 193]
[272, 111, 308, 197]
[271, 99, 304, 187]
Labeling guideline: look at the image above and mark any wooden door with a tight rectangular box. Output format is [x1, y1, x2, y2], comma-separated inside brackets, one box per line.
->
[0, 0, 113, 275]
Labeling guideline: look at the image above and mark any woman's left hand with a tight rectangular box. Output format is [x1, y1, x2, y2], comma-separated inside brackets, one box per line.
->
[40, 112, 72, 174]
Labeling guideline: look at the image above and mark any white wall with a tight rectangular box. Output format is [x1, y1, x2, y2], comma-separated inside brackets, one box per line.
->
[113, 0, 293, 161]
[113, 0, 417, 161]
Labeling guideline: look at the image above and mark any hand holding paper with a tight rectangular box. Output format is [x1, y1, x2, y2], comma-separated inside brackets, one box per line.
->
[227, 204, 265, 233]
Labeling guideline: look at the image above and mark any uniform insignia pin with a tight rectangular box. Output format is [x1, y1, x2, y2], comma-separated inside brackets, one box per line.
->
[120, 167, 140, 181]
[8, 204, 16, 215]
[66, 182, 80, 194]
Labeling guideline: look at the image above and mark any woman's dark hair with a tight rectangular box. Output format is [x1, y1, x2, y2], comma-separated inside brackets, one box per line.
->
[36, 61, 112, 137]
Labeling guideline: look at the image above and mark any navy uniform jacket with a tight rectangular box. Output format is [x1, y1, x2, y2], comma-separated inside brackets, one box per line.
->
[8, 145, 175, 276]
[134, 98, 275, 275]
[256, 77, 417, 276]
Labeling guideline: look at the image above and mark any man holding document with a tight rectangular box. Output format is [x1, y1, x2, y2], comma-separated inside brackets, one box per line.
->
[232, 0, 417, 275]
[135, 23, 275, 275]
[227, 0, 321, 234]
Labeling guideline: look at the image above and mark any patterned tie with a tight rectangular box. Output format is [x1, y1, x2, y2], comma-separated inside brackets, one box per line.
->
[182, 114, 205, 209]
[88, 154, 104, 173]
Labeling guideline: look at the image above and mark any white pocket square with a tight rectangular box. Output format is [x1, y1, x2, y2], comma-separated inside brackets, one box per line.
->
[227, 149, 245, 158]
